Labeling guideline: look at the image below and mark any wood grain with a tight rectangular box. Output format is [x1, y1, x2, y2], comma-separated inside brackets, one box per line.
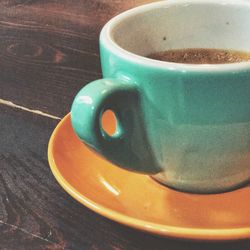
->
[1, 0, 250, 249]
[0, 0, 156, 117]
[0, 0, 100, 118]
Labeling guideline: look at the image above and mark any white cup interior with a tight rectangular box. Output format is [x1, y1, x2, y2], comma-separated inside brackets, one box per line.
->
[111, 0, 250, 57]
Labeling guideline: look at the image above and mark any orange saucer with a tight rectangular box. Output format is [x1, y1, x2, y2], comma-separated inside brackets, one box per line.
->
[48, 113, 250, 241]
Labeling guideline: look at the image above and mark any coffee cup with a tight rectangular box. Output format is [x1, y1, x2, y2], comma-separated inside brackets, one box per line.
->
[71, 0, 250, 193]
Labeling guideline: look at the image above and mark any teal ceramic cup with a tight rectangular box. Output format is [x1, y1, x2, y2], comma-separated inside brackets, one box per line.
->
[71, 0, 250, 193]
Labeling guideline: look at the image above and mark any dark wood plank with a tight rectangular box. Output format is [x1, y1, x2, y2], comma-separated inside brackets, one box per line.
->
[1, 105, 250, 249]
[0, 0, 156, 117]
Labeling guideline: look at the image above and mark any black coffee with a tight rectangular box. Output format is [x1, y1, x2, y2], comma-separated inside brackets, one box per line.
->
[147, 48, 250, 64]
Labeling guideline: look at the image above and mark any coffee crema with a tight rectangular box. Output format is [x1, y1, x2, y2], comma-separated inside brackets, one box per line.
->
[147, 48, 250, 64]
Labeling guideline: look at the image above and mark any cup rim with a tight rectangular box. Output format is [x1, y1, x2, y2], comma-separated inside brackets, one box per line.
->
[100, 0, 250, 73]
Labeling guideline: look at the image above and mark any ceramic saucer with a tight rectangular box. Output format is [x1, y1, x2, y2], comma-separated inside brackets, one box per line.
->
[48, 112, 250, 241]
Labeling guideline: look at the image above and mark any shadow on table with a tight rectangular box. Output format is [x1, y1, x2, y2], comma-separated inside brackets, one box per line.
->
[113, 223, 250, 250]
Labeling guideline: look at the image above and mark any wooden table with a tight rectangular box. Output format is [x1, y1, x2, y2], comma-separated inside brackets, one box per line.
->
[0, 1, 250, 249]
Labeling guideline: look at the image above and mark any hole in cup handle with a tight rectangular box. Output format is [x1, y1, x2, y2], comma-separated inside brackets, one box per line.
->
[100, 109, 120, 137]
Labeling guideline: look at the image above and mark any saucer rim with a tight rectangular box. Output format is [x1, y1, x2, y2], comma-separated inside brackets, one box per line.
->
[48, 113, 250, 241]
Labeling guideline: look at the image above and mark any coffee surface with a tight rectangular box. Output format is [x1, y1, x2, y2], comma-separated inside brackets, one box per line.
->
[147, 48, 250, 64]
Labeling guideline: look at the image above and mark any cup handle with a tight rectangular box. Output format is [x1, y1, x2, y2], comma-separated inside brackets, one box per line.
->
[71, 78, 160, 174]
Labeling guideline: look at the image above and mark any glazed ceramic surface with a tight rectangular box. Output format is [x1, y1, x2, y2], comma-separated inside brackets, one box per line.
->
[48, 113, 250, 241]
[71, 0, 250, 193]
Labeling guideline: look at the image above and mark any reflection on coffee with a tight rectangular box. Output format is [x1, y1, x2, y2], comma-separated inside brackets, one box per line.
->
[147, 48, 250, 64]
